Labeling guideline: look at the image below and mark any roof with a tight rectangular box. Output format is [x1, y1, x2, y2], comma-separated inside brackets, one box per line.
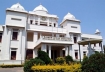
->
[78, 39, 102, 45]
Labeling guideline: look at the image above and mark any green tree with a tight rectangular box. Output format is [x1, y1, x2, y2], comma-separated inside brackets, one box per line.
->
[81, 52, 105, 72]
[37, 50, 51, 64]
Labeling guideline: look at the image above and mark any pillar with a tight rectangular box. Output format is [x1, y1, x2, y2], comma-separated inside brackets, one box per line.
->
[38, 16, 40, 25]
[78, 44, 81, 62]
[65, 46, 68, 56]
[49, 45, 51, 58]
[69, 45, 72, 57]
[100, 41, 104, 53]
[41, 44, 47, 52]
[2, 28, 11, 60]
[17, 29, 22, 60]
[88, 42, 91, 57]
[56, 34, 59, 37]
[34, 48, 38, 58]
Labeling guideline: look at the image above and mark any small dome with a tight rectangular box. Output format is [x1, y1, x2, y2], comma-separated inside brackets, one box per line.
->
[63, 12, 75, 20]
[95, 29, 100, 34]
[11, 3, 25, 10]
[33, 4, 48, 13]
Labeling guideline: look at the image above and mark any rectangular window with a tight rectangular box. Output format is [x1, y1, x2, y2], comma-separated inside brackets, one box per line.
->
[75, 50, 78, 59]
[30, 20, 33, 24]
[71, 26, 77, 28]
[27, 32, 33, 41]
[11, 18, 21, 21]
[12, 29, 18, 40]
[83, 51, 86, 57]
[11, 48, 17, 60]
[0, 33, 2, 42]
[26, 49, 33, 60]
[74, 37, 77, 43]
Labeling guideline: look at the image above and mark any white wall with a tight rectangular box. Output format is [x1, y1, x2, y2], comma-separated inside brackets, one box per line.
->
[5, 11, 27, 27]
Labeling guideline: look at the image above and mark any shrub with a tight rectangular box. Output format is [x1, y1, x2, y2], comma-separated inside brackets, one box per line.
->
[56, 57, 65, 65]
[65, 55, 73, 64]
[24, 58, 45, 72]
[31, 63, 81, 72]
[37, 50, 51, 64]
[81, 53, 105, 72]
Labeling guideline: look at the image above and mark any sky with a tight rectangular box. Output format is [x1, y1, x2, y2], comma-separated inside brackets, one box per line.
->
[0, 0, 105, 44]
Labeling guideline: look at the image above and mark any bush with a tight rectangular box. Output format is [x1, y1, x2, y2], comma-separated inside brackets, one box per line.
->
[56, 57, 65, 65]
[24, 58, 45, 72]
[0, 64, 23, 68]
[37, 50, 51, 64]
[31, 63, 81, 72]
[65, 55, 73, 64]
[81, 53, 105, 72]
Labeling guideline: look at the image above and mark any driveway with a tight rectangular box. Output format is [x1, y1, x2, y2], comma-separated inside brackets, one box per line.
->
[0, 67, 23, 72]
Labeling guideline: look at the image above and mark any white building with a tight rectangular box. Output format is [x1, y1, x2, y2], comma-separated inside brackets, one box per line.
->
[0, 3, 103, 64]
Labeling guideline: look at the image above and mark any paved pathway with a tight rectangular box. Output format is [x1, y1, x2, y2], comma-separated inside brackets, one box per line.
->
[0, 67, 23, 72]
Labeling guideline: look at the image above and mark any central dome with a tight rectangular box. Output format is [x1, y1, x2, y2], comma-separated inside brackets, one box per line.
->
[33, 4, 48, 13]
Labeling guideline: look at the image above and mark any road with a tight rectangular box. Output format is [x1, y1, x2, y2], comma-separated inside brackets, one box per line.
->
[0, 67, 23, 72]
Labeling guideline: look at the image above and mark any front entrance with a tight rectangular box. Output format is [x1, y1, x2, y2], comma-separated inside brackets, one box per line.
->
[50, 46, 64, 61]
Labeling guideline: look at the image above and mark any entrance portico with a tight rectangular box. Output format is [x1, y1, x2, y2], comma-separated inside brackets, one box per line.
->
[34, 43, 73, 60]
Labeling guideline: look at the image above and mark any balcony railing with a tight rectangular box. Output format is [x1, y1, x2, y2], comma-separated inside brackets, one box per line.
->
[42, 36, 72, 41]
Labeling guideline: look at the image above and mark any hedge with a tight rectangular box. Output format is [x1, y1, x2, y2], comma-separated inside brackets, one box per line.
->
[0, 64, 23, 68]
[31, 63, 81, 72]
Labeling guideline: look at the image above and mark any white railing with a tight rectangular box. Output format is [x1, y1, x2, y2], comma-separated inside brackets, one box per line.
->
[42, 36, 72, 41]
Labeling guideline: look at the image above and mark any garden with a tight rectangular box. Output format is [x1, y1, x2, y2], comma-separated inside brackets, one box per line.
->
[23, 50, 105, 72]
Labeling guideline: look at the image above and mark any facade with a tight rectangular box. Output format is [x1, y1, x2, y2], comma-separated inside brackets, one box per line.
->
[0, 3, 103, 64]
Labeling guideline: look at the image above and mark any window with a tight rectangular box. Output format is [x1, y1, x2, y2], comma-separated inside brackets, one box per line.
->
[11, 48, 17, 60]
[54, 23, 56, 27]
[71, 26, 77, 28]
[27, 32, 34, 41]
[73, 36, 77, 43]
[11, 18, 21, 21]
[30, 20, 33, 24]
[26, 49, 33, 60]
[0, 33, 2, 42]
[49, 25, 52, 26]
[83, 51, 86, 57]
[35, 23, 38, 25]
[75, 50, 78, 59]
[12, 29, 18, 40]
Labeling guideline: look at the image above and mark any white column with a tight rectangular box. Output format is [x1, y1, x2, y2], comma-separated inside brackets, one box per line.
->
[49, 45, 51, 58]
[3, 28, 11, 60]
[65, 46, 68, 56]
[34, 48, 38, 58]
[38, 16, 40, 25]
[33, 32, 38, 42]
[41, 44, 47, 52]
[47, 18, 49, 26]
[56, 34, 59, 37]
[17, 29, 22, 60]
[69, 45, 72, 56]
